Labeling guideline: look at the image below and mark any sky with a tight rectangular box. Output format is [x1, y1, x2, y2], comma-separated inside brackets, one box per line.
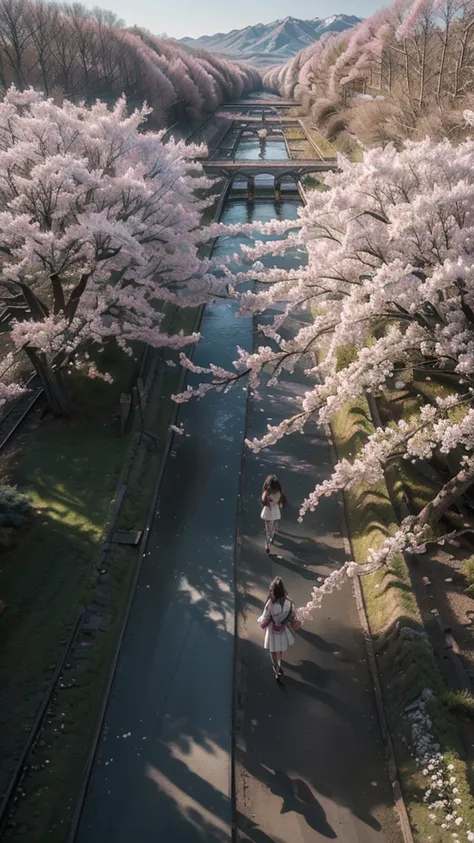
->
[98, 0, 386, 39]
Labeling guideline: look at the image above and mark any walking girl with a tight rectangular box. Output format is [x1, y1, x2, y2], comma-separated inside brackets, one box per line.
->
[258, 577, 297, 681]
[261, 474, 287, 553]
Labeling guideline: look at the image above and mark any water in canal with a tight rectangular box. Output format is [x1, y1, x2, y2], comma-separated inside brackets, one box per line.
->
[233, 138, 288, 160]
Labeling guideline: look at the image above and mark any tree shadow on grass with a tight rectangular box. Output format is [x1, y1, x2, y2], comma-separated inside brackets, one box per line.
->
[358, 488, 393, 504]
[380, 579, 413, 597]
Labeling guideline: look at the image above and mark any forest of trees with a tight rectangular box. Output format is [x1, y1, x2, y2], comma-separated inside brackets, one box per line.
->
[0, 0, 261, 127]
[263, 0, 474, 146]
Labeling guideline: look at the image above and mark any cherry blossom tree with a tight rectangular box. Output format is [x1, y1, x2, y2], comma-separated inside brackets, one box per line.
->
[178, 124, 474, 578]
[0, 0, 261, 127]
[0, 87, 218, 415]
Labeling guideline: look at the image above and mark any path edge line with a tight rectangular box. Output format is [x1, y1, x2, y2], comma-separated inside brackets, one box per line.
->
[231, 384, 250, 843]
[326, 434, 415, 843]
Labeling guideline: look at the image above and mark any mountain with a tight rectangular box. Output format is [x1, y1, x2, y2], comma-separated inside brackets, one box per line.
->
[179, 15, 361, 67]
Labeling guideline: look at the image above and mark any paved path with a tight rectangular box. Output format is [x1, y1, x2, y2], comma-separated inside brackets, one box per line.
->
[75, 301, 402, 843]
[235, 309, 403, 843]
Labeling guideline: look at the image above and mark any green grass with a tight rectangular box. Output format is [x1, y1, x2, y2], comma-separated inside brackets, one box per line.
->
[463, 554, 474, 597]
[301, 175, 328, 192]
[284, 128, 319, 159]
[0, 160, 217, 838]
[377, 371, 468, 523]
[304, 125, 338, 159]
[333, 134, 364, 162]
[331, 398, 416, 634]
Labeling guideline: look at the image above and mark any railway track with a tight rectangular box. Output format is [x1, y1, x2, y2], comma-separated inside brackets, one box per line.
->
[0, 377, 43, 452]
[0, 611, 84, 837]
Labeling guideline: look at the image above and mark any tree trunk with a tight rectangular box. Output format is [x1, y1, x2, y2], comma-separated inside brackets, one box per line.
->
[418, 30, 427, 110]
[453, 20, 474, 97]
[25, 347, 73, 417]
[416, 465, 474, 529]
[437, 23, 449, 101]
[404, 41, 412, 102]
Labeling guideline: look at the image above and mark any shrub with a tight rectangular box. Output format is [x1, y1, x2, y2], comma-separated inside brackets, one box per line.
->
[325, 113, 349, 142]
[463, 554, 474, 595]
[311, 98, 340, 129]
[302, 174, 320, 189]
[0, 485, 31, 528]
[442, 689, 474, 720]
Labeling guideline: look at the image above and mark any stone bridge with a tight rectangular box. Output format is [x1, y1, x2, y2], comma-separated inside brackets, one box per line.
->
[221, 99, 295, 110]
[203, 159, 338, 198]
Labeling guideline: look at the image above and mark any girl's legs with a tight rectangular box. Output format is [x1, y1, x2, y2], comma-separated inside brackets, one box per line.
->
[271, 651, 283, 678]
[269, 520, 278, 543]
[265, 520, 275, 551]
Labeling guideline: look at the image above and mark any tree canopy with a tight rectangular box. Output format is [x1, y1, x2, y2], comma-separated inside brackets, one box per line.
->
[180, 124, 474, 577]
[0, 88, 217, 414]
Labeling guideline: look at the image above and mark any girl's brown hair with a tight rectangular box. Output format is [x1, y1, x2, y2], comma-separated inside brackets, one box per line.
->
[268, 576, 287, 605]
[262, 474, 287, 507]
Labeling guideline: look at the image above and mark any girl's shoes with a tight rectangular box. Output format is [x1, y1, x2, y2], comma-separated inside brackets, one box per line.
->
[273, 664, 284, 681]
[265, 542, 270, 553]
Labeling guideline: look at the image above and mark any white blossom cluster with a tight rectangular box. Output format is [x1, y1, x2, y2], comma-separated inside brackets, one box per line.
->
[190, 128, 474, 561]
[405, 692, 474, 840]
[0, 88, 219, 398]
[295, 561, 359, 622]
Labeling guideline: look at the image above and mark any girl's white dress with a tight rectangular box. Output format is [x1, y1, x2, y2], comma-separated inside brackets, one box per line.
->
[260, 491, 282, 521]
[258, 598, 295, 652]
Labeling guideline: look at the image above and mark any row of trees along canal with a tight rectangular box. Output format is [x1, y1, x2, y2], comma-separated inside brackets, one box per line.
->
[0, 92, 315, 419]
[4, 86, 474, 585]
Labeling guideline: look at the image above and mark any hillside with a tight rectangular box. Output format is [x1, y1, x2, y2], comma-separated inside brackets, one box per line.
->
[179, 15, 361, 66]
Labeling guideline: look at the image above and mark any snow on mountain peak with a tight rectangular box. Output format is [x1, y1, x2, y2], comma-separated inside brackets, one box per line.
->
[179, 13, 362, 67]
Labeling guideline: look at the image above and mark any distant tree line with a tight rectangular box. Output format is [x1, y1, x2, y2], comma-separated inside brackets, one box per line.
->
[264, 0, 474, 146]
[0, 0, 261, 126]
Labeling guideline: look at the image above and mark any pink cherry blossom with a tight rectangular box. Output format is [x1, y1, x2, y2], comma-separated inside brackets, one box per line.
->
[183, 125, 474, 588]
[0, 88, 222, 414]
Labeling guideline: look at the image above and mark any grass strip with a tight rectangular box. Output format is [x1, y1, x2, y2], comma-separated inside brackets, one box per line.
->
[303, 124, 338, 158]
[284, 128, 319, 159]
[331, 396, 474, 842]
